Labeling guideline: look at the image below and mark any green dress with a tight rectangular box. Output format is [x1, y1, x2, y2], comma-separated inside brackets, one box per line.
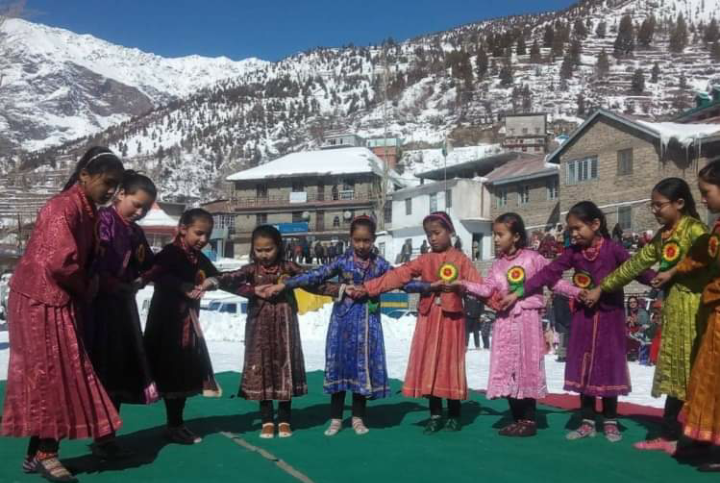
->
[601, 216, 709, 400]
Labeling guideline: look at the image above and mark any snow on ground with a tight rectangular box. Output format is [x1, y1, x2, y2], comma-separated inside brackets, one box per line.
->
[0, 293, 664, 409]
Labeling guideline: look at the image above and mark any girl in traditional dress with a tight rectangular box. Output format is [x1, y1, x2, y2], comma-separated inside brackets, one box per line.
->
[201, 224, 336, 439]
[85, 171, 159, 459]
[1, 147, 124, 483]
[459, 213, 580, 437]
[672, 161, 720, 470]
[267, 216, 430, 437]
[500, 202, 655, 443]
[584, 178, 708, 454]
[144, 209, 221, 445]
[355, 212, 482, 434]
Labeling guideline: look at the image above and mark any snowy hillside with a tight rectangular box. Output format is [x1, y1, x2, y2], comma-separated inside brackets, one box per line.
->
[5, 0, 720, 201]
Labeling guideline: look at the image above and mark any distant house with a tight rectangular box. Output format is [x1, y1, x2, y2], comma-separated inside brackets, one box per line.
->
[674, 87, 720, 124]
[502, 113, 548, 154]
[138, 203, 178, 248]
[367, 136, 401, 169]
[320, 133, 366, 150]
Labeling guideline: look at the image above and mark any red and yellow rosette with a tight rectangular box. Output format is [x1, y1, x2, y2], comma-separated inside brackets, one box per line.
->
[438, 262, 459, 283]
[195, 269, 206, 286]
[572, 271, 594, 289]
[660, 240, 681, 271]
[709, 234, 720, 261]
[506, 265, 525, 297]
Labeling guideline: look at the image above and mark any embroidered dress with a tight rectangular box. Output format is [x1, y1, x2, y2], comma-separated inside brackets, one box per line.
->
[601, 216, 709, 399]
[1, 184, 122, 440]
[284, 250, 428, 399]
[363, 248, 481, 400]
[463, 249, 580, 400]
[523, 239, 655, 397]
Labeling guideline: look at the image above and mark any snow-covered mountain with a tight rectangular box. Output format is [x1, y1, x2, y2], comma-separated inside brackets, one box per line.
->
[5, 0, 720, 202]
[0, 18, 268, 151]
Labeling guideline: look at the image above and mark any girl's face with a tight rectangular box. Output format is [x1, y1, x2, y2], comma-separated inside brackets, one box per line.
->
[351, 225, 374, 259]
[115, 189, 155, 222]
[80, 169, 122, 205]
[253, 235, 279, 266]
[493, 222, 519, 256]
[650, 190, 684, 226]
[179, 219, 213, 251]
[699, 178, 720, 213]
[566, 214, 601, 247]
[628, 298, 638, 310]
[423, 220, 452, 252]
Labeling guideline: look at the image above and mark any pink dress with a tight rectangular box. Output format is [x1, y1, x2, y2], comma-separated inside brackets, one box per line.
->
[464, 249, 579, 400]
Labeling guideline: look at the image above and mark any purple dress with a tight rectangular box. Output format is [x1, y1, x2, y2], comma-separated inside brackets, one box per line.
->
[523, 240, 655, 397]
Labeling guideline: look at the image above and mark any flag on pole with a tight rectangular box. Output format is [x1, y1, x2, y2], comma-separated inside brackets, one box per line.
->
[441, 137, 453, 157]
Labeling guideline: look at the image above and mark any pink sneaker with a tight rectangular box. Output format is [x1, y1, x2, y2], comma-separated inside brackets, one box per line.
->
[633, 437, 676, 452]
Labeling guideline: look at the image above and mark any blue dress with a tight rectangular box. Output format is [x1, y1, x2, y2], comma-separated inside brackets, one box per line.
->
[285, 250, 426, 398]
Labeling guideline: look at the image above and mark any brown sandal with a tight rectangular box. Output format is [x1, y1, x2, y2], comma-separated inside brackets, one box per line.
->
[36, 455, 78, 483]
[498, 422, 521, 436]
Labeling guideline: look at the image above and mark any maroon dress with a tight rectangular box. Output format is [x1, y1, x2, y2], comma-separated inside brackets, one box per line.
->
[1, 184, 122, 440]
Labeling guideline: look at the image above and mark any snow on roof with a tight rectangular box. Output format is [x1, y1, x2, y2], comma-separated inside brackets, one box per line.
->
[401, 144, 504, 177]
[636, 120, 720, 149]
[226, 147, 402, 183]
[485, 156, 558, 185]
[138, 203, 178, 228]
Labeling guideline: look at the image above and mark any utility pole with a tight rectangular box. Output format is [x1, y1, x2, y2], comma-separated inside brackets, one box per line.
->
[378, 42, 391, 231]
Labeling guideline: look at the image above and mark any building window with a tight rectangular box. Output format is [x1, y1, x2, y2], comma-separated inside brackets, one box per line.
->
[618, 206, 632, 230]
[405, 198, 412, 215]
[496, 188, 508, 208]
[292, 181, 304, 192]
[342, 179, 355, 191]
[522, 127, 528, 135]
[518, 185, 530, 205]
[535, 127, 542, 134]
[333, 216, 340, 228]
[256, 213, 267, 225]
[292, 211, 303, 223]
[256, 184, 267, 198]
[429, 193, 438, 212]
[566, 156, 598, 185]
[445, 189, 452, 209]
[617, 149, 633, 176]
[384, 202, 392, 225]
[546, 178, 558, 200]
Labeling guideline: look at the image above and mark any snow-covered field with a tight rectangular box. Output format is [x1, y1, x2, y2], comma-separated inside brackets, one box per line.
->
[0, 290, 664, 409]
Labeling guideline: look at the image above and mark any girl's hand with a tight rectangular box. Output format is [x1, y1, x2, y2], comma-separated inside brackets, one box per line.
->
[346, 285, 368, 299]
[258, 283, 285, 298]
[200, 278, 215, 292]
[450, 281, 465, 293]
[498, 292, 519, 311]
[651, 269, 674, 288]
[430, 280, 444, 292]
[581, 287, 602, 307]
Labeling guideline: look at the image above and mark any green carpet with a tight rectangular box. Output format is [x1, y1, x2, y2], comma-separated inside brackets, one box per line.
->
[0, 371, 715, 483]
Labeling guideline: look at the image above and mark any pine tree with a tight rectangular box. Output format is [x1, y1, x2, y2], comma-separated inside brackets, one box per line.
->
[570, 39, 582, 66]
[476, 47, 489, 78]
[573, 18, 588, 39]
[670, 14, 689, 52]
[577, 93, 586, 116]
[516, 36, 527, 56]
[530, 40, 542, 63]
[631, 69, 645, 93]
[637, 16, 656, 47]
[499, 63, 514, 86]
[560, 54, 574, 79]
[614, 14, 635, 57]
[651, 62, 660, 83]
[596, 21, 607, 39]
[712, 40, 720, 61]
[705, 19, 720, 44]
[551, 33, 565, 59]
[543, 25, 555, 48]
[596, 49, 610, 78]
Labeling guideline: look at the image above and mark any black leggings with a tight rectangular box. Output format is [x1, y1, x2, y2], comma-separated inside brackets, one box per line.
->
[26, 437, 59, 457]
[428, 396, 461, 418]
[580, 394, 618, 420]
[164, 397, 187, 427]
[508, 398, 537, 422]
[259, 400, 292, 424]
[662, 396, 684, 439]
[330, 391, 367, 419]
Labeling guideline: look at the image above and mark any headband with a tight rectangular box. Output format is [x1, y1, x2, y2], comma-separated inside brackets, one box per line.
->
[423, 211, 455, 233]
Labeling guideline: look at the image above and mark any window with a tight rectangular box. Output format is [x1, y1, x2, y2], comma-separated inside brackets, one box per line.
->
[292, 211, 303, 223]
[256, 213, 267, 225]
[566, 157, 598, 185]
[445, 189, 452, 209]
[618, 206, 632, 230]
[342, 179, 355, 191]
[256, 183, 267, 198]
[333, 216, 340, 228]
[535, 127, 542, 134]
[522, 127, 528, 135]
[343, 210, 354, 225]
[429, 193, 438, 212]
[383, 202, 392, 225]
[496, 187, 508, 208]
[518, 185, 530, 205]
[292, 181, 304, 192]
[214, 214, 236, 230]
[546, 178, 558, 200]
[617, 149, 633, 176]
[405, 198, 412, 215]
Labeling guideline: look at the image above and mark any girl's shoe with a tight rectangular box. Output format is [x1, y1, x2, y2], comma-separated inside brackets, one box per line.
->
[515, 420, 538, 437]
[89, 440, 134, 460]
[35, 454, 78, 483]
[165, 425, 203, 445]
[498, 422, 521, 436]
[278, 423, 293, 438]
[352, 417, 369, 435]
[423, 416, 443, 435]
[566, 420, 596, 440]
[633, 437, 676, 452]
[324, 419, 342, 437]
[603, 421, 622, 443]
[443, 417, 461, 432]
[260, 423, 275, 439]
[22, 456, 38, 474]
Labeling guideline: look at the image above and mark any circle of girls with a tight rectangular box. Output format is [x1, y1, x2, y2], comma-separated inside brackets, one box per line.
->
[4, 146, 720, 482]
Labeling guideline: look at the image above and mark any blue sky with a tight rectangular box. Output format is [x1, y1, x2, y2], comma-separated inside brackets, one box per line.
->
[28, 0, 578, 61]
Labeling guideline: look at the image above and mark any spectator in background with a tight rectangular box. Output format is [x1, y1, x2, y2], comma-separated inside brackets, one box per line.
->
[420, 240, 429, 254]
[454, 237, 463, 253]
[612, 223, 624, 243]
[336, 240, 345, 258]
[314, 241, 324, 265]
[553, 293, 572, 362]
[303, 240, 311, 264]
[480, 312, 494, 350]
[625, 296, 649, 361]
[539, 233, 559, 259]
[400, 239, 412, 263]
[327, 243, 336, 262]
[463, 293, 483, 350]
[562, 225, 571, 249]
